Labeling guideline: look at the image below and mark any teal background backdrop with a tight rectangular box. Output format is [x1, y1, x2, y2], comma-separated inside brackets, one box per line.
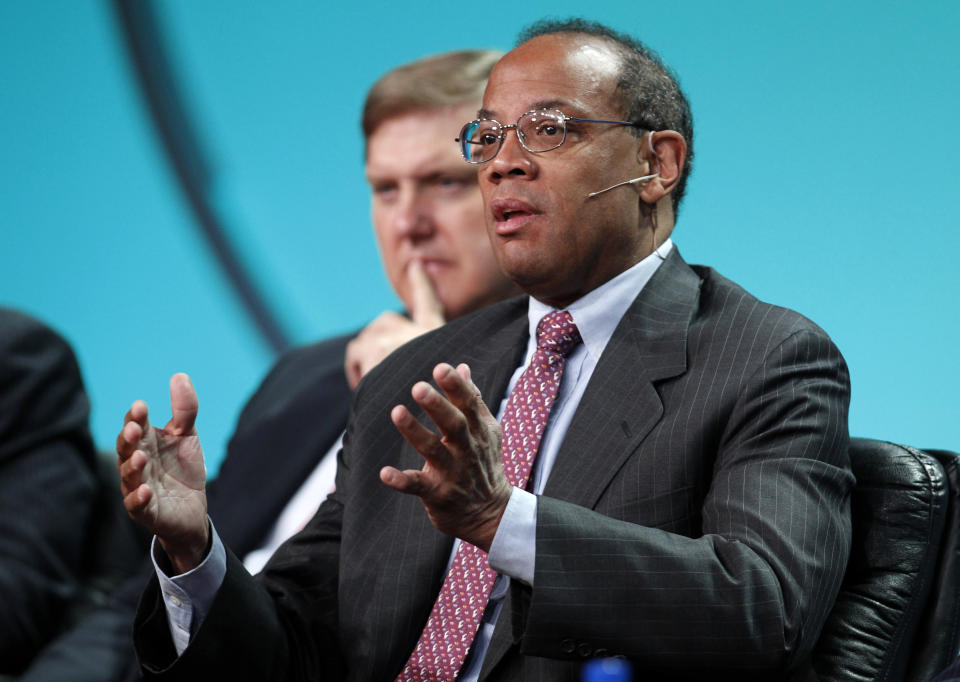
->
[2, 1, 957, 475]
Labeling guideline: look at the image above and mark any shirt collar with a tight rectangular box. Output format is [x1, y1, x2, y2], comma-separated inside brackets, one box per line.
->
[526, 239, 673, 360]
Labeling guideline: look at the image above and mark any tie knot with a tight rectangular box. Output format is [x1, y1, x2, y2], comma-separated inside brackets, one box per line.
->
[536, 311, 582, 357]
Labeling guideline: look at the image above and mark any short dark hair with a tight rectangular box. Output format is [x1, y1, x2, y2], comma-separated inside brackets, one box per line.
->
[517, 18, 694, 213]
[362, 49, 503, 154]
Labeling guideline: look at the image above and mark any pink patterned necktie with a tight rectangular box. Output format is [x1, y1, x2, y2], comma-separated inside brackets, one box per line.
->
[396, 311, 582, 681]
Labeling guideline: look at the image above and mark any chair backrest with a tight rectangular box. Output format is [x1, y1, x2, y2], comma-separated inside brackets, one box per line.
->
[905, 448, 960, 681]
[812, 438, 949, 682]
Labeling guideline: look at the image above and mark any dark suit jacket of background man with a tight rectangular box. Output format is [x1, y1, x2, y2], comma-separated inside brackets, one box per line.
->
[16, 333, 354, 682]
[207, 332, 354, 558]
[0, 308, 97, 676]
[133, 249, 854, 681]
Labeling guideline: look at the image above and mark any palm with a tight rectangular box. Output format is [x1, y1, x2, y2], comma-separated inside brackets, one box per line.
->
[118, 373, 210, 567]
[138, 423, 206, 543]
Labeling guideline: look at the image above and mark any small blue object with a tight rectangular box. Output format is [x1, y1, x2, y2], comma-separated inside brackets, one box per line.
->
[581, 657, 633, 682]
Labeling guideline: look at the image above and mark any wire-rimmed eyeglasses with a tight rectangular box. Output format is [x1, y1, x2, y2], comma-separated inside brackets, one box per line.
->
[456, 108, 640, 164]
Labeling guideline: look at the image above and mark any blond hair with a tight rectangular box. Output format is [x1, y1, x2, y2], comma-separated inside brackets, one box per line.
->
[362, 49, 502, 151]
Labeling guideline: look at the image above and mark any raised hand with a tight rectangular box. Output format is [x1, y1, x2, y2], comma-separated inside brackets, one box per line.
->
[381, 362, 512, 551]
[345, 260, 446, 389]
[116, 373, 209, 574]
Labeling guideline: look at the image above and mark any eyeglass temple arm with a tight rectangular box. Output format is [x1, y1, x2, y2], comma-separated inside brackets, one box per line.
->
[565, 116, 638, 126]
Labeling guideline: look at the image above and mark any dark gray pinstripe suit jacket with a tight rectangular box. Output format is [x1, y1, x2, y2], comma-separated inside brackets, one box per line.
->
[133, 249, 853, 681]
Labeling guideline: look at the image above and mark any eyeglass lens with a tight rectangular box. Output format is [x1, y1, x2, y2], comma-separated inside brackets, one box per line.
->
[459, 110, 568, 163]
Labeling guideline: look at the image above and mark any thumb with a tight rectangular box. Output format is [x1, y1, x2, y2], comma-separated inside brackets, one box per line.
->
[168, 372, 199, 436]
[407, 260, 445, 329]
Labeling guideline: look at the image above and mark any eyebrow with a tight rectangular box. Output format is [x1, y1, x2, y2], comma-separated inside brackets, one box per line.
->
[366, 167, 478, 184]
[420, 169, 478, 183]
[477, 99, 572, 120]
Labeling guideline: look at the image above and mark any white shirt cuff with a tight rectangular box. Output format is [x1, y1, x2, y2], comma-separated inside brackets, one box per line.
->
[487, 487, 537, 586]
[152, 520, 227, 656]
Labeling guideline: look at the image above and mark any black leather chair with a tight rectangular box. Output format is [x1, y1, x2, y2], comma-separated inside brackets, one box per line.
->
[812, 439, 960, 682]
[906, 448, 960, 681]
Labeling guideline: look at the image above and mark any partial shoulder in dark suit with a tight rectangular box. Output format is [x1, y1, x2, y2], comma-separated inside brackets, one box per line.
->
[133, 250, 853, 681]
[0, 308, 97, 676]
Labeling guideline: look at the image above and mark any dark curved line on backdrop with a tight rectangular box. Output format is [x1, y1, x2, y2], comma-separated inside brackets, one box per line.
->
[111, 0, 290, 355]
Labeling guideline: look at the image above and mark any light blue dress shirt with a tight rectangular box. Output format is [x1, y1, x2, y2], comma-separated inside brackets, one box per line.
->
[154, 240, 673, 677]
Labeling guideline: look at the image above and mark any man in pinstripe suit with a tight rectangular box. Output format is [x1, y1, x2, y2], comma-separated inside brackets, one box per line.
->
[120, 18, 853, 681]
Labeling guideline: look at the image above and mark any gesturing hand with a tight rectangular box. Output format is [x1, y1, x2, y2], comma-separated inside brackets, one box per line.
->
[381, 362, 512, 551]
[116, 373, 209, 574]
[345, 261, 446, 389]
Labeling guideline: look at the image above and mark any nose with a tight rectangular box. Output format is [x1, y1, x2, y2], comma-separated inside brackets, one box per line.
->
[485, 127, 537, 184]
[391, 186, 434, 240]
[392, 187, 435, 240]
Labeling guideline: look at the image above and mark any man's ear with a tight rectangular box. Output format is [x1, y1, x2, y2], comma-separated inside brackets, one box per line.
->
[638, 130, 687, 205]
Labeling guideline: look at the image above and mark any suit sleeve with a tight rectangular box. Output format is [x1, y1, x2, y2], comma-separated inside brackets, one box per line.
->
[130, 334, 357, 681]
[516, 329, 853, 676]
[133, 434, 351, 682]
[0, 312, 97, 675]
[18, 567, 149, 682]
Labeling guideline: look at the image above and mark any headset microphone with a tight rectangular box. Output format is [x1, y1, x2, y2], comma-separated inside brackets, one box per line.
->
[587, 130, 660, 199]
[586, 172, 658, 199]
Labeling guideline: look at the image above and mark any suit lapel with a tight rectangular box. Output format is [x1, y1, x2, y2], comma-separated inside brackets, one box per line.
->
[480, 250, 702, 680]
[467, 298, 530, 409]
[544, 249, 701, 507]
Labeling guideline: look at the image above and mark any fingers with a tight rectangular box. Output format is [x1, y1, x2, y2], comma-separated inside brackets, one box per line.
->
[412, 373, 476, 451]
[390, 362, 492, 446]
[345, 324, 384, 390]
[117, 400, 151, 519]
[117, 374, 198, 459]
[124, 399, 149, 426]
[117, 400, 149, 459]
[344, 310, 434, 389]
[116, 420, 142, 459]
[344, 352, 363, 390]
[387, 362, 497, 481]
[396, 363, 496, 457]
[379, 465, 429, 496]
[433, 363, 494, 432]
[168, 373, 198, 436]
[118, 448, 146, 499]
[122, 483, 152, 515]
[345, 318, 403, 390]
[356, 311, 409, 335]
[407, 260, 445, 329]
[390, 403, 450, 468]
[118, 448, 156, 525]
[383, 362, 508, 549]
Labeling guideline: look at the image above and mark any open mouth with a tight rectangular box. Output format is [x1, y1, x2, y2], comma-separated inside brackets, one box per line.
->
[498, 208, 529, 222]
[491, 199, 538, 225]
